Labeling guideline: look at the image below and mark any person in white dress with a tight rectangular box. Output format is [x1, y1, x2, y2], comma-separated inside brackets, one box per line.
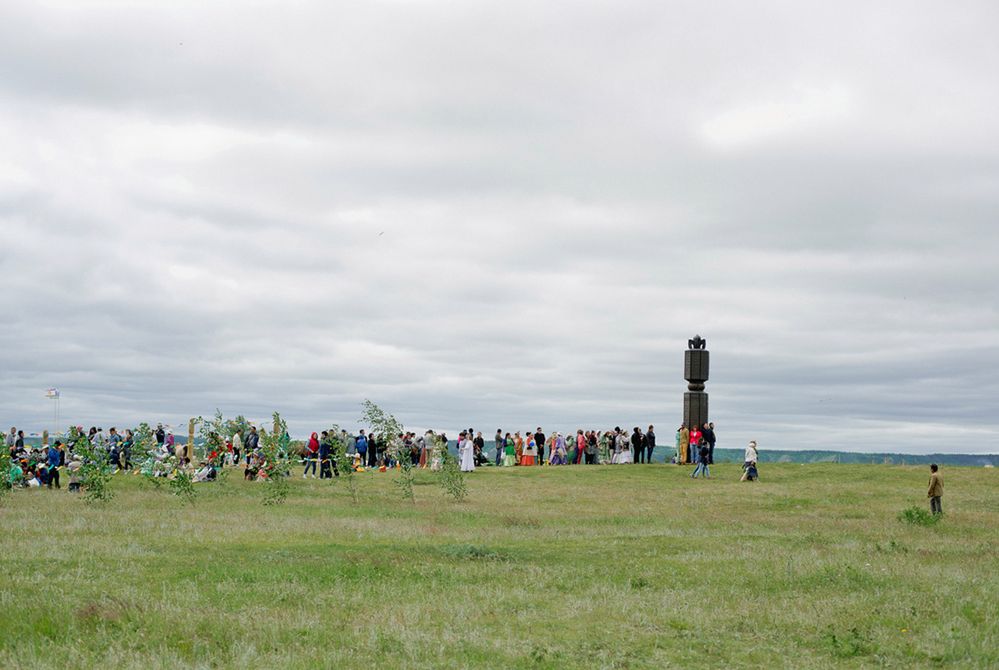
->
[459, 431, 476, 472]
[614, 432, 633, 464]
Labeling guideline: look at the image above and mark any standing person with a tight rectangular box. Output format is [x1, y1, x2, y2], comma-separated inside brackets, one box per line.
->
[355, 430, 368, 467]
[121, 429, 134, 470]
[47, 441, 62, 489]
[702, 422, 716, 465]
[303, 432, 319, 478]
[614, 431, 633, 464]
[551, 433, 567, 465]
[645, 425, 656, 464]
[631, 427, 645, 464]
[459, 431, 476, 472]
[494, 430, 504, 466]
[688, 425, 702, 464]
[108, 427, 122, 463]
[155, 424, 165, 449]
[927, 464, 943, 515]
[598, 431, 612, 464]
[473, 431, 486, 465]
[514, 432, 524, 464]
[575, 430, 586, 465]
[318, 431, 337, 479]
[501, 433, 515, 467]
[244, 427, 259, 463]
[521, 432, 537, 466]
[369, 432, 380, 468]
[534, 427, 546, 466]
[741, 441, 759, 481]
[5, 427, 16, 454]
[691, 439, 710, 478]
[585, 431, 598, 464]
[678, 425, 690, 464]
[231, 430, 242, 466]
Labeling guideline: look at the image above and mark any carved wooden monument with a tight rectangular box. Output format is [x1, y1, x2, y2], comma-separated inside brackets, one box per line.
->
[683, 335, 709, 430]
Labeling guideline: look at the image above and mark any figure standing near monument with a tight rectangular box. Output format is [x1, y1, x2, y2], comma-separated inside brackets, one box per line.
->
[678, 424, 689, 465]
[702, 422, 716, 464]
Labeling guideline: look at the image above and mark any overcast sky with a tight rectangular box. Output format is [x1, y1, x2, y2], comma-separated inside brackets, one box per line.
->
[2, 1, 997, 453]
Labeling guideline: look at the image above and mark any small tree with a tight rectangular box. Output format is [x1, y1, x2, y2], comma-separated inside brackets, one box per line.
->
[0, 445, 11, 503]
[361, 400, 413, 502]
[438, 434, 467, 502]
[68, 426, 115, 503]
[259, 412, 291, 505]
[131, 422, 158, 473]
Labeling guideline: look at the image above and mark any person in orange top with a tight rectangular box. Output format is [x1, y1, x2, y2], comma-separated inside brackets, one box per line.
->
[514, 432, 524, 464]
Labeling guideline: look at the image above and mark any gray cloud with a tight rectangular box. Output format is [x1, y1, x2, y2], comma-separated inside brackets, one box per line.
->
[2, 1, 998, 453]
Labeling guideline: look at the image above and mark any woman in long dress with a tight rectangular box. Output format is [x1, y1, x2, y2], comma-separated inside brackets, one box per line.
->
[521, 433, 536, 466]
[549, 433, 566, 465]
[502, 432, 516, 467]
[514, 432, 523, 464]
[459, 432, 476, 472]
[614, 432, 633, 464]
[430, 432, 445, 472]
[598, 431, 612, 464]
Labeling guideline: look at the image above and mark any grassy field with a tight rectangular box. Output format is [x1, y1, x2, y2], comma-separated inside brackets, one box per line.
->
[1, 463, 996, 669]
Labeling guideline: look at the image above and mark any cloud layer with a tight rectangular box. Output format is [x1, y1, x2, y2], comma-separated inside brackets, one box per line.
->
[2, 1, 998, 452]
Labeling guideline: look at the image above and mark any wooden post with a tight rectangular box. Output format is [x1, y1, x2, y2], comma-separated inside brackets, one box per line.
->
[42, 430, 49, 448]
[187, 420, 195, 462]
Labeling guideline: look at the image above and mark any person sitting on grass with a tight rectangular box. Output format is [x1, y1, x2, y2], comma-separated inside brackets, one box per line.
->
[36, 463, 50, 487]
[25, 467, 41, 488]
[9, 460, 24, 487]
[193, 461, 217, 483]
[244, 455, 260, 481]
[690, 439, 710, 479]
[67, 457, 82, 492]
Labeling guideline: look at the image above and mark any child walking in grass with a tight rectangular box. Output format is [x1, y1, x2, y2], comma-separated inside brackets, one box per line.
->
[691, 439, 710, 479]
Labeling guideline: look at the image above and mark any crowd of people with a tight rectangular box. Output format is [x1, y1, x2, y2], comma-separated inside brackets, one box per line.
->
[6, 420, 764, 490]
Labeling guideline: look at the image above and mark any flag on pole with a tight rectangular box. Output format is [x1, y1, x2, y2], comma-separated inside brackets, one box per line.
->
[45, 388, 60, 399]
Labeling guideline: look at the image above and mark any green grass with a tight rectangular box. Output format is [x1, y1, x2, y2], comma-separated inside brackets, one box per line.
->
[1, 464, 996, 669]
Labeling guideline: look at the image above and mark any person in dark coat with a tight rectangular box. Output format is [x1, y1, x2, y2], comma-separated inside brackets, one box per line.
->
[702, 422, 716, 464]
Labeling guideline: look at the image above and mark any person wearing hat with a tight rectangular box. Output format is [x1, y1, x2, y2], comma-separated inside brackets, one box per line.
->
[741, 441, 759, 481]
[67, 456, 83, 492]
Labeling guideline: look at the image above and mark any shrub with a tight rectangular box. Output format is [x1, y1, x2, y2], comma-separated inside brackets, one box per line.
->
[898, 506, 941, 526]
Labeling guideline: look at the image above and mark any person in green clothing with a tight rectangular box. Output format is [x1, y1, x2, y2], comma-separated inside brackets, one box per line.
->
[598, 431, 612, 464]
[503, 432, 516, 467]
